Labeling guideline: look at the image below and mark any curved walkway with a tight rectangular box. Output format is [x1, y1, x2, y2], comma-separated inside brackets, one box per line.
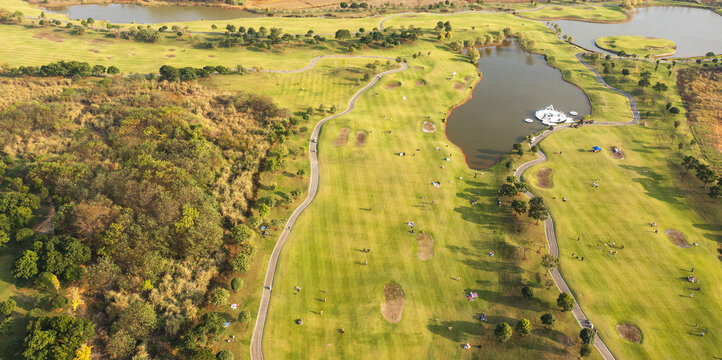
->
[513, 53, 641, 360]
[249, 56, 408, 360]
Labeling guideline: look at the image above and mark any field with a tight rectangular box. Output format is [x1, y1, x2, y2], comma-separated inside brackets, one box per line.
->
[1, 2, 720, 360]
[595, 36, 676, 57]
[518, 5, 629, 22]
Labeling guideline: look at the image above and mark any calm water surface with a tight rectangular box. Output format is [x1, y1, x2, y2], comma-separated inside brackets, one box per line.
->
[446, 43, 591, 169]
[43, 3, 261, 23]
[557, 6, 722, 57]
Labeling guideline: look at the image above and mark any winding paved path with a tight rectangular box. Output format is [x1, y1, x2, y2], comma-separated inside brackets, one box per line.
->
[513, 53, 641, 360]
[249, 56, 407, 360]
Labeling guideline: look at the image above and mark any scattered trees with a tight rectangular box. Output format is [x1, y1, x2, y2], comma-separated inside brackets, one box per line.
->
[557, 292, 575, 312]
[580, 328, 596, 344]
[494, 322, 513, 342]
[515, 318, 532, 336]
[521, 284, 534, 299]
[540, 313, 557, 328]
[528, 197, 548, 224]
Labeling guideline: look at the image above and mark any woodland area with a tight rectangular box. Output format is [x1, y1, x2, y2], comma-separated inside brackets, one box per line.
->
[677, 67, 722, 171]
[0, 76, 290, 358]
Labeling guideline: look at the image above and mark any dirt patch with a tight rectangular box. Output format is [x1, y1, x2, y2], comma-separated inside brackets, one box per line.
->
[416, 79, 426, 86]
[33, 31, 65, 42]
[381, 282, 405, 323]
[89, 49, 101, 54]
[90, 38, 112, 44]
[355, 131, 367, 146]
[333, 128, 350, 146]
[33, 202, 55, 234]
[414, 66, 424, 71]
[106, 57, 113, 60]
[422, 121, 436, 133]
[609, 147, 625, 159]
[166, 54, 176, 58]
[535, 168, 553, 188]
[208, 55, 216, 58]
[665, 229, 690, 248]
[416, 234, 434, 260]
[616, 323, 642, 344]
[464, 76, 473, 82]
[168, 48, 176, 51]
[385, 81, 401, 90]
[453, 82, 466, 90]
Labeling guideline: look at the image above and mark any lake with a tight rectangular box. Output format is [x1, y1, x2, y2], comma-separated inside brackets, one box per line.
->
[445, 42, 591, 169]
[42, 3, 261, 23]
[556, 6, 722, 58]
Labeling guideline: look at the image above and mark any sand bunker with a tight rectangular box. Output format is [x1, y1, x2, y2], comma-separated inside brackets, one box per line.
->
[422, 121, 436, 133]
[416, 79, 426, 86]
[333, 128, 350, 146]
[89, 49, 101, 54]
[665, 229, 690, 248]
[453, 82, 466, 90]
[416, 234, 434, 260]
[381, 282, 405, 323]
[616, 323, 642, 344]
[33, 31, 65, 42]
[386, 81, 401, 90]
[536, 168, 553, 188]
[166, 54, 176, 58]
[355, 131, 367, 146]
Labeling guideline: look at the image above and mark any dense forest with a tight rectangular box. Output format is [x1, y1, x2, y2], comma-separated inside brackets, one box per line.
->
[0, 76, 290, 358]
[677, 67, 722, 171]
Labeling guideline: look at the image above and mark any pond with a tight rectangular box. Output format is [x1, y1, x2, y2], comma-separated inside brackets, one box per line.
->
[556, 6, 722, 58]
[446, 42, 591, 169]
[42, 3, 262, 24]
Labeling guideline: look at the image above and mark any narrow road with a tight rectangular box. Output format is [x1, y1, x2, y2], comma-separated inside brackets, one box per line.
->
[513, 53, 641, 360]
[250, 57, 408, 360]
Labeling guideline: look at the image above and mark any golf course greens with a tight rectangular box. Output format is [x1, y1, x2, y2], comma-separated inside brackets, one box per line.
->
[0, 2, 720, 360]
[595, 36, 676, 57]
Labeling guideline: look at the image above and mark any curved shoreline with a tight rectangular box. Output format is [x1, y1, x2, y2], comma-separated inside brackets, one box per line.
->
[594, 37, 677, 58]
[249, 55, 407, 360]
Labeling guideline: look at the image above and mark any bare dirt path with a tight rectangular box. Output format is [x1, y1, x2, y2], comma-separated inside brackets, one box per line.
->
[249, 56, 407, 360]
[512, 53, 642, 360]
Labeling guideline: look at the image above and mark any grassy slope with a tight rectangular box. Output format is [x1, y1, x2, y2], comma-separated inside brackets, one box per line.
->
[595, 36, 676, 57]
[518, 5, 629, 22]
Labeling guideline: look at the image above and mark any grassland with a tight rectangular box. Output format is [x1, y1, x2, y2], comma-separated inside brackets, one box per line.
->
[595, 36, 676, 57]
[518, 4, 629, 22]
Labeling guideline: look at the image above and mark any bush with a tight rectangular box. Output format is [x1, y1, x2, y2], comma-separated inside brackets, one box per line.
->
[238, 310, 250, 324]
[515, 318, 532, 336]
[540, 313, 556, 328]
[217, 350, 234, 360]
[231, 277, 243, 291]
[521, 285, 533, 299]
[231, 223, 254, 243]
[580, 328, 596, 344]
[557, 292, 574, 312]
[494, 322, 512, 342]
[580, 344, 592, 357]
[209, 288, 230, 307]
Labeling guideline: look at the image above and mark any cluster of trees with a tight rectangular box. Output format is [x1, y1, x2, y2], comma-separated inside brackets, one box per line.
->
[0, 9, 23, 24]
[499, 176, 550, 224]
[493, 318, 532, 342]
[201, 25, 295, 50]
[0, 76, 291, 357]
[682, 156, 720, 198]
[158, 64, 230, 81]
[339, 1, 369, 8]
[1, 61, 119, 78]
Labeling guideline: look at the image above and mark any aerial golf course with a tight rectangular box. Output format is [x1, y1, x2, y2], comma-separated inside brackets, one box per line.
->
[0, 0, 720, 359]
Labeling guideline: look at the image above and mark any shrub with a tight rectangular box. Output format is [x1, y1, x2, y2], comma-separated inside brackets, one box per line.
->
[238, 310, 250, 324]
[217, 350, 234, 360]
[209, 288, 230, 307]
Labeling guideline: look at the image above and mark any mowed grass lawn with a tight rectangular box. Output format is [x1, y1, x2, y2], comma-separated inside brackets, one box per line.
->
[261, 41, 599, 359]
[526, 125, 722, 360]
[595, 36, 677, 57]
[518, 5, 629, 22]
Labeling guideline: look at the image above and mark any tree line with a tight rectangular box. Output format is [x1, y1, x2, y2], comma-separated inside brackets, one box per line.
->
[682, 156, 720, 199]
[1, 60, 119, 78]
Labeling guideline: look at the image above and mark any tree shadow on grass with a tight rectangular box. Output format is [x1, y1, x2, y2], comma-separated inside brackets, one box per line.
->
[692, 223, 721, 244]
[619, 164, 684, 206]
[426, 320, 481, 342]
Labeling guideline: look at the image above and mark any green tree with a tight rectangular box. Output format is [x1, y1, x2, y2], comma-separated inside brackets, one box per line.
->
[0, 299, 16, 316]
[13, 250, 39, 279]
[217, 350, 234, 360]
[540, 313, 556, 328]
[297, 169, 306, 177]
[621, 68, 630, 77]
[541, 254, 559, 271]
[335, 29, 351, 39]
[231, 224, 254, 243]
[528, 197, 548, 224]
[511, 199, 527, 215]
[580, 344, 592, 357]
[113, 301, 157, 339]
[494, 322, 512, 342]
[709, 184, 721, 200]
[515, 318, 532, 336]
[209, 288, 230, 307]
[557, 292, 574, 312]
[231, 277, 243, 291]
[638, 77, 651, 91]
[257, 204, 270, 218]
[238, 309, 251, 324]
[521, 284, 533, 299]
[695, 164, 717, 188]
[106, 66, 120, 75]
[22, 315, 95, 360]
[580, 328, 596, 344]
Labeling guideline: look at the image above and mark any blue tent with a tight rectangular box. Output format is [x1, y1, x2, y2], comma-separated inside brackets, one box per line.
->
[592, 146, 602, 151]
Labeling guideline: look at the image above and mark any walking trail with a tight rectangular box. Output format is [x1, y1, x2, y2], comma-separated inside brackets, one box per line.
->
[512, 53, 641, 360]
[249, 55, 407, 360]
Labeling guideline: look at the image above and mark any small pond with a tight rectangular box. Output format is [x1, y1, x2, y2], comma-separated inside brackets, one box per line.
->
[445, 42, 591, 169]
[42, 3, 262, 23]
[555, 6, 722, 58]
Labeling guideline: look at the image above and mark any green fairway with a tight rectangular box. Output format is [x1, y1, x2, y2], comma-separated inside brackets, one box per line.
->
[595, 36, 676, 57]
[518, 5, 629, 22]
[525, 124, 721, 359]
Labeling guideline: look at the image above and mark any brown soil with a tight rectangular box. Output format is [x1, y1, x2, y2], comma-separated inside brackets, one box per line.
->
[33, 31, 65, 42]
[422, 121, 436, 133]
[416, 234, 434, 260]
[665, 229, 690, 248]
[355, 131, 367, 146]
[464, 76, 473, 82]
[414, 66, 424, 71]
[416, 79, 426, 86]
[33, 202, 55, 234]
[333, 128, 349, 146]
[385, 81, 401, 90]
[535, 168, 553, 188]
[381, 282, 405, 323]
[166, 54, 176, 58]
[90, 38, 112, 44]
[609, 148, 625, 159]
[89, 49, 101, 54]
[168, 48, 176, 51]
[208, 55, 216, 58]
[616, 323, 642, 344]
[453, 82, 466, 90]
